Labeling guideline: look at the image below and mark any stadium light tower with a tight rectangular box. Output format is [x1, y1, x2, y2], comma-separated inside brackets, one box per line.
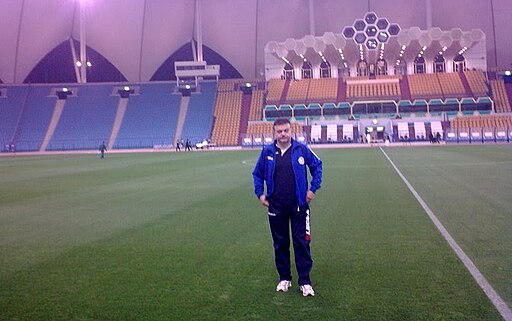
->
[79, 0, 88, 83]
[195, 0, 203, 62]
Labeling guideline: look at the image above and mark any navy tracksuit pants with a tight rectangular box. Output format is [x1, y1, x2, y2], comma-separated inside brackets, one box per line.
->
[268, 200, 312, 286]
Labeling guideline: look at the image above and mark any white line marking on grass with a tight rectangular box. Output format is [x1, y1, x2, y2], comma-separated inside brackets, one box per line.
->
[379, 146, 512, 321]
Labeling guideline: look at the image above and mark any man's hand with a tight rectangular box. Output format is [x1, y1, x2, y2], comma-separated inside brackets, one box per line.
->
[259, 195, 269, 207]
[306, 190, 315, 203]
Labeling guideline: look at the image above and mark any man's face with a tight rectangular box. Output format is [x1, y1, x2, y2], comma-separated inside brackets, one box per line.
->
[274, 123, 292, 146]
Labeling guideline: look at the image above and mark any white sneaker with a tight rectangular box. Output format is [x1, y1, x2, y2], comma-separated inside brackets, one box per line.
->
[299, 284, 315, 297]
[276, 280, 292, 292]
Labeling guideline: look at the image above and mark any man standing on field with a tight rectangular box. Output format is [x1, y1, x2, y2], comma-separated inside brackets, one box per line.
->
[98, 141, 107, 159]
[252, 118, 322, 297]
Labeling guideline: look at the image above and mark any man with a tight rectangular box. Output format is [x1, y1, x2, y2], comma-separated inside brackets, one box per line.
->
[185, 139, 192, 151]
[252, 118, 322, 297]
[98, 141, 107, 159]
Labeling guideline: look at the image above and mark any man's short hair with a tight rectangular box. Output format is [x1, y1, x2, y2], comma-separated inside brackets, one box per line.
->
[273, 118, 291, 128]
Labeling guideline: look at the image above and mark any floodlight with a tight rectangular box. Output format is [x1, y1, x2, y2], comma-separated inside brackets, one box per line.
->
[118, 86, 134, 98]
[504, 71, 512, 84]
[56, 88, 72, 100]
[178, 85, 193, 96]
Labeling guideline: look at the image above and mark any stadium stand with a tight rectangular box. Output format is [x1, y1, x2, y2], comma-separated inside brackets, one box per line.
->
[238, 92, 252, 138]
[290, 122, 304, 137]
[1, 64, 509, 150]
[450, 114, 512, 129]
[399, 75, 412, 101]
[4, 70, 509, 151]
[1, 72, 509, 151]
[0, 87, 26, 151]
[346, 80, 401, 100]
[211, 91, 242, 146]
[181, 82, 216, 144]
[407, 73, 443, 99]
[286, 79, 310, 102]
[246, 121, 303, 139]
[463, 69, 488, 97]
[247, 122, 273, 135]
[490, 79, 511, 113]
[307, 78, 338, 102]
[506, 82, 512, 109]
[266, 79, 286, 104]
[114, 83, 181, 149]
[437, 73, 466, 97]
[14, 86, 58, 151]
[248, 90, 265, 121]
[336, 77, 347, 102]
[216, 79, 238, 92]
[47, 85, 118, 150]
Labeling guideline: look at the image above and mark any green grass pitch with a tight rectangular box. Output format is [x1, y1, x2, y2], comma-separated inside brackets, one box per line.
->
[0, 145, 510, 320]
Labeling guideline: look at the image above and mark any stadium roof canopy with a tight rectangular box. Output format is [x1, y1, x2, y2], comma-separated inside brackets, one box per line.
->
[0, 0, 511, 84]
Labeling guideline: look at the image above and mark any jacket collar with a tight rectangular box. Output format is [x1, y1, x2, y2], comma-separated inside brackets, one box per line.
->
[272, 138, 297, 150]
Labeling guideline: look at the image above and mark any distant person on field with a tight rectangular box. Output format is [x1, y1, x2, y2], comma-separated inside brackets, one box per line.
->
[185, 139, 192, 151]
[175, 139, 181, 152]
[99, 141, 107, 158]
[252, 118, 322, 297]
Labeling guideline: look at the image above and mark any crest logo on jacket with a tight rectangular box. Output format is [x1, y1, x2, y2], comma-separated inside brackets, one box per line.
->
[298, 156, 305, 165]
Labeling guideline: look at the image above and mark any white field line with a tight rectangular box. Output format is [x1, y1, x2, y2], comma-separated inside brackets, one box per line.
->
[379, 146, 512, 321]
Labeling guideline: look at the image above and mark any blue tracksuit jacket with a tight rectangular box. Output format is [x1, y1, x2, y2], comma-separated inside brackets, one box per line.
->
[252, 139, 322, 206]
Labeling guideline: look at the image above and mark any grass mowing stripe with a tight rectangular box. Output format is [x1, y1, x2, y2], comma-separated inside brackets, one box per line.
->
[379, 146, 512, 321]
[0, 151, 256, 274]
[380, 145, 512, 311]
